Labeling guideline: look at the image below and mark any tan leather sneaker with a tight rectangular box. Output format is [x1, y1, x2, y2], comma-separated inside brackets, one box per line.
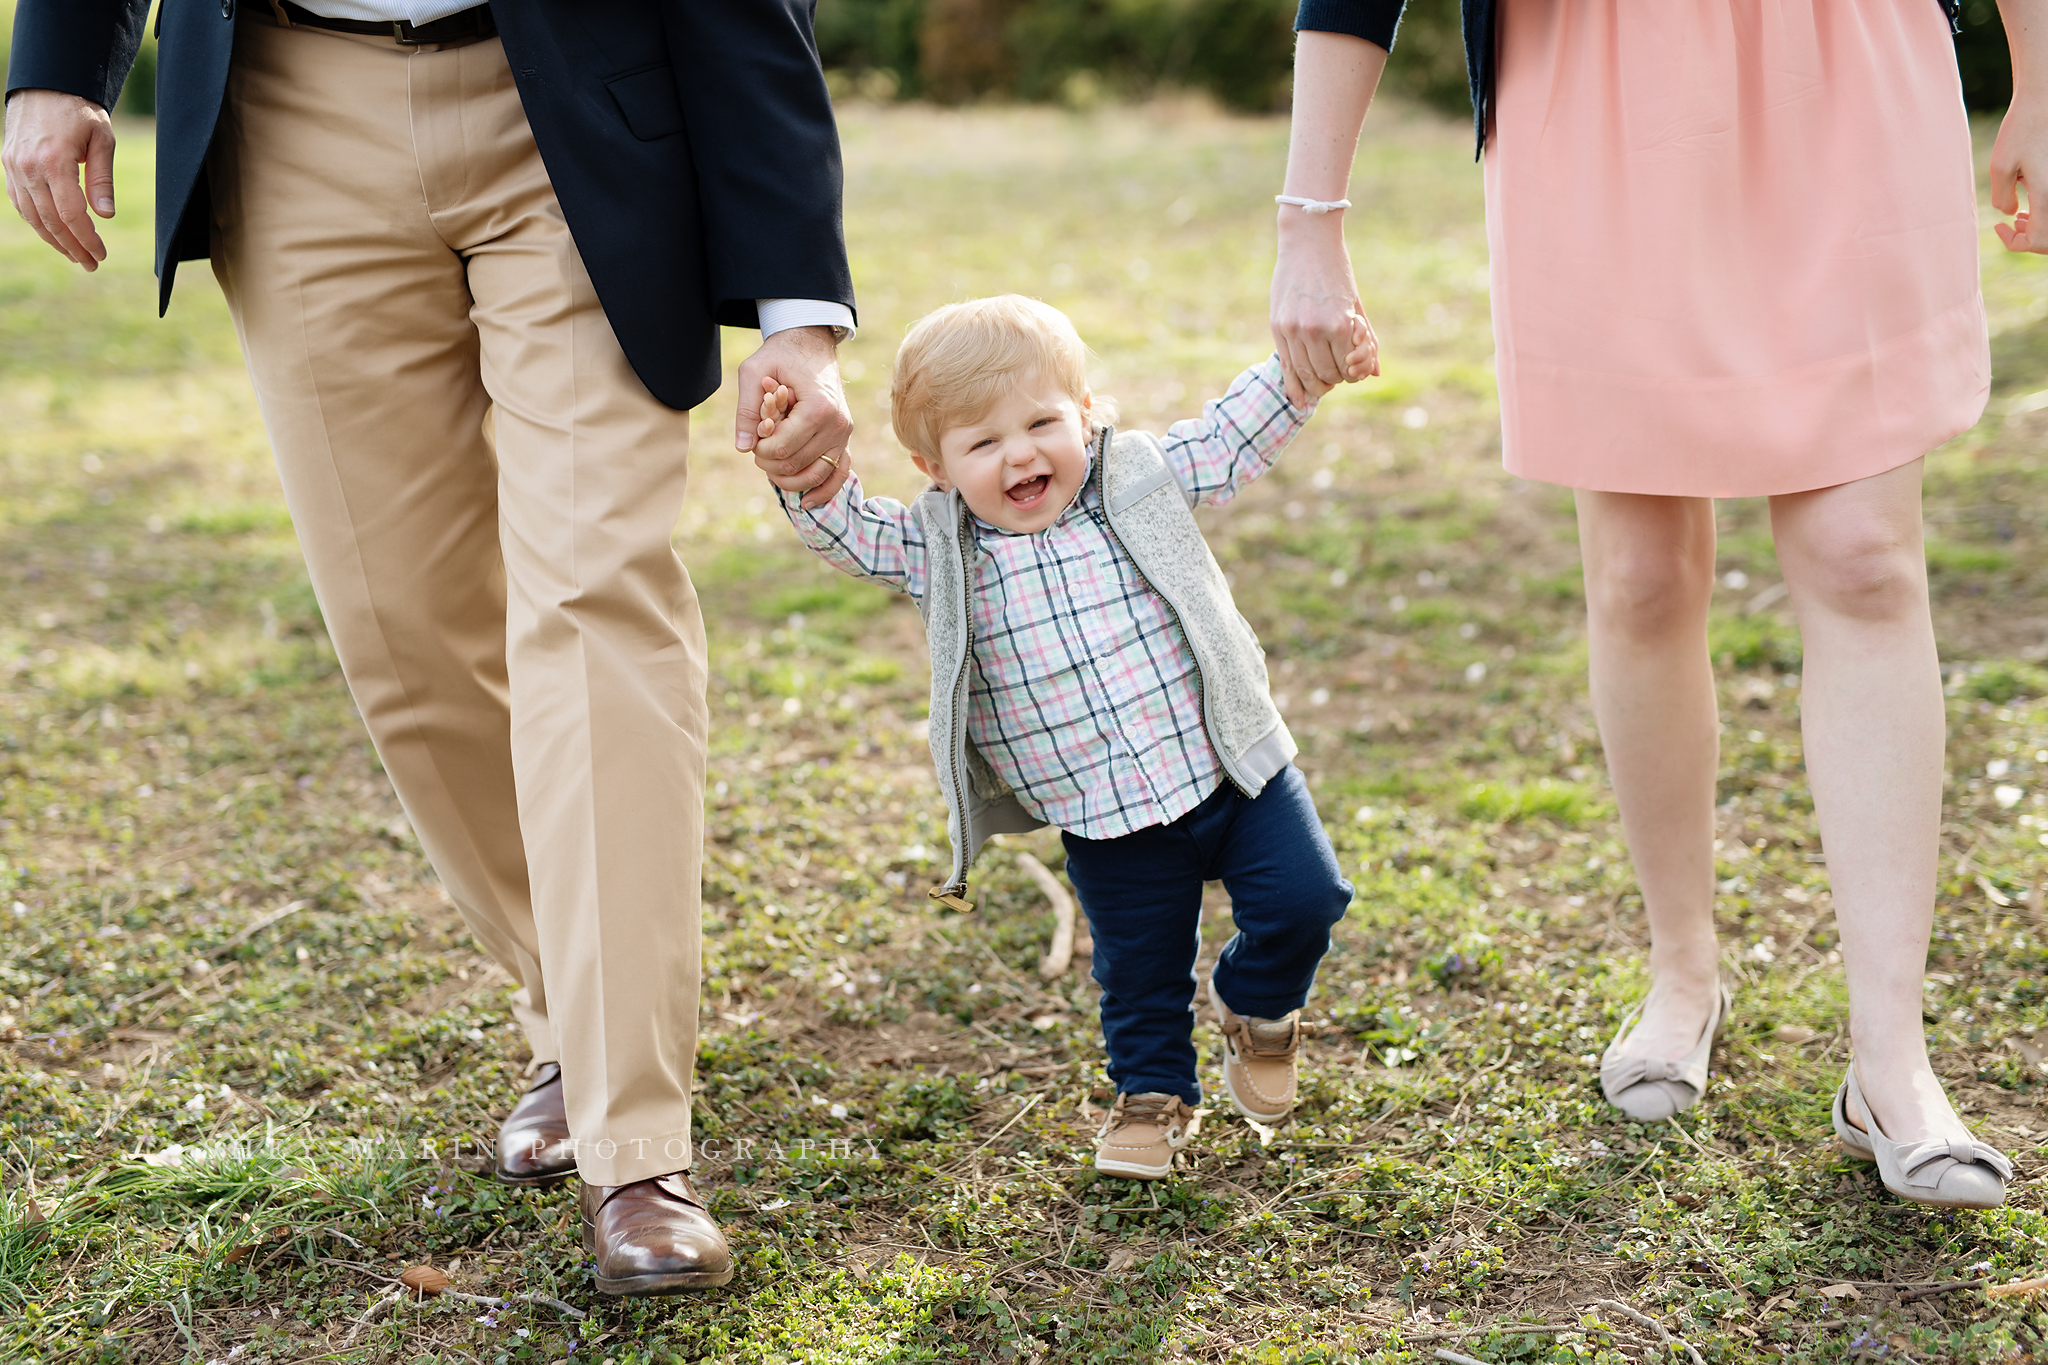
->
[1094, 1092, 1195, 1180]
[1210, 976, 1303, 1123]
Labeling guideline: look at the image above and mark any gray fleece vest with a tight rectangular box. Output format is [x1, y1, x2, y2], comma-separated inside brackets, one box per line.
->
[911, 425, 1297, 905]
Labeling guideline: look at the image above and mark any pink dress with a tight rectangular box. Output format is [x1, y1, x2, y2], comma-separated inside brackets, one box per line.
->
[1484, 0, 1990, 497]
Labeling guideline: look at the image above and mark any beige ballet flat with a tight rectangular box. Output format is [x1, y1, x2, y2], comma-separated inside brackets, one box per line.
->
[1832, 1066, 2009, 1210]
[1598, 982, 1731, 1122]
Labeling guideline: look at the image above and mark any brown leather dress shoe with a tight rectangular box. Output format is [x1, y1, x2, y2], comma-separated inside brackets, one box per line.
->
[494, 1063, 577, 1187]
[582, 1171, 733, 1294]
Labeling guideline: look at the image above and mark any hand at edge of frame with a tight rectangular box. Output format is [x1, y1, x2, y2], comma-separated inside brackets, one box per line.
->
[2, 88, 117, 271]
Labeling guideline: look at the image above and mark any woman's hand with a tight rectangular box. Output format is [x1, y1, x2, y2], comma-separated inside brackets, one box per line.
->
[1992, 90, 2048, 253]
[1993, 1, 2048, 252]
[1268, 30, 1389, 405]
[1271, 210, 1379, 405]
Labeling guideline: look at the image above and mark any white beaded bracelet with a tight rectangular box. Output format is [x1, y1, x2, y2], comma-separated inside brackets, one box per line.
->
[1275, 194, 1352, 214]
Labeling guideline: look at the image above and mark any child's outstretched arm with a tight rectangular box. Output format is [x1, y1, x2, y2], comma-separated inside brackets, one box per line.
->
[757, 379, 932, 598]
[1158, 333, 1361, 509]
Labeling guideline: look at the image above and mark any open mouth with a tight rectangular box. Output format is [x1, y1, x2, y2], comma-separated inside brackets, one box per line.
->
[1005, 474, 1050, 507]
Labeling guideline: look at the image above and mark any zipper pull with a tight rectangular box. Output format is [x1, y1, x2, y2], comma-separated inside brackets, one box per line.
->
[928, 887, 975, 913]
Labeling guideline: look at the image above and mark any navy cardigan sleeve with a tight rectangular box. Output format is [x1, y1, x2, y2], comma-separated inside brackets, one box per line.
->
[1295, 0, 1493, 158]
[1293, 0, 1405, 52]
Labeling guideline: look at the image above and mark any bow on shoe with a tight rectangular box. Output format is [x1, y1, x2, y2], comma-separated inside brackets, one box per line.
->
[1599, 1053, 1702, 1094]
[1889, 1137, 2016, 1191]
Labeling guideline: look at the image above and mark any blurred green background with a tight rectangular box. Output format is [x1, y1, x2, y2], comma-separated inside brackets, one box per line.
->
[810, 0, 2015, 113]
[0, 0, 2019, 118]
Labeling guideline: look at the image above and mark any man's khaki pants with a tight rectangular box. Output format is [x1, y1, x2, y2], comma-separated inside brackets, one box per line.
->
[208, 16, 706, 1186]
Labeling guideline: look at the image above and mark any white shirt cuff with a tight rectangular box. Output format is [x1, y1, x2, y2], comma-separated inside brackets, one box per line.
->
[756, 299, 856, 341]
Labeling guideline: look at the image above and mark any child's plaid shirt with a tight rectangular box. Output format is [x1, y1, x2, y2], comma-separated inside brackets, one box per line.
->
[777, 355, 1311, 840]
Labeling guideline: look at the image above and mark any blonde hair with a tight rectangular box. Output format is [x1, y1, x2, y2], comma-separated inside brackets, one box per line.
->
[890, 295, 1117, 462]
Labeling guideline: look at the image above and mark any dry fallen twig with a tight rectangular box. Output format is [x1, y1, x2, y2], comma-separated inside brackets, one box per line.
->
[320, 1257, 588, 1320]
[1900, 1276, 1991, 1302]
[1593, 1298, 1706, 1365]
[1400, 1324, 1579, 1343]
[211, 899, 311, 960]
[343, 1284, 404, 1345]
[1987, 1277, 2048, 1299]
[1018, 853, 1077, 979]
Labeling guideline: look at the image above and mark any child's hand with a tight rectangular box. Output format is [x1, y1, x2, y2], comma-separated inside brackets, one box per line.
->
[754, 373, 847, 510]
[1342, 311, 1380, 383]
[755, 375, 794, 443]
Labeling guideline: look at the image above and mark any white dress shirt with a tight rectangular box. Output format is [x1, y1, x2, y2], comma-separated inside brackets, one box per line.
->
[292, 0, 483, 22]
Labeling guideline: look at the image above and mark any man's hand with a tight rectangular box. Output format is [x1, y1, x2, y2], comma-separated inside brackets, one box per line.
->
[1270, 210, 1379, 407]
[3, 89, 118, 271]
[736, 324, 853, 509]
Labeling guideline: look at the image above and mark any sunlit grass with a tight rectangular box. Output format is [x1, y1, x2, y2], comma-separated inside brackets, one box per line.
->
[2, 92, 2048, 1362]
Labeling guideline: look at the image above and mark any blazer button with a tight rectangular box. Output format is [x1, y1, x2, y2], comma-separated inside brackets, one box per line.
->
[221, 0, 234, 15]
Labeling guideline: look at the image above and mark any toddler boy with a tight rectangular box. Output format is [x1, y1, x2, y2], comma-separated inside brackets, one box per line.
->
[758, 296, 1361, 1178]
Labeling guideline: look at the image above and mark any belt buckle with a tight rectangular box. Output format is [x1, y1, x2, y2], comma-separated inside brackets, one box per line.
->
[390, 19, 425, 44]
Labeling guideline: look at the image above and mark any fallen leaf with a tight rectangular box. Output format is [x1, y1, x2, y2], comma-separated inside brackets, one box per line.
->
[224, 1244, 253, 1265]
[1818, 1283, 1861, 1300]
[1105, 1246, 1140, 1274]
[1773, 1025, 1818, 1045]
[1247, 1119, 1276, 1148]
[398, 1265, 450, 1295]
[1977, 874, 2014, 908]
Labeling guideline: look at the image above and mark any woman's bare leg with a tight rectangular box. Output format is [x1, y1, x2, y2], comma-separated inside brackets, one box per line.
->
[1576, 492, 1725, 1059]
[1770, 459, 1970, 1148]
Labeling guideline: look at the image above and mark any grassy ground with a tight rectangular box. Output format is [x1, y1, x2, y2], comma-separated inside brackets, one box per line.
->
[4, 91, 2048, 1364]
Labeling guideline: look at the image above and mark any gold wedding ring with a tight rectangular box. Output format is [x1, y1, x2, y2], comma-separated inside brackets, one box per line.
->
[818, 454, 840, 469]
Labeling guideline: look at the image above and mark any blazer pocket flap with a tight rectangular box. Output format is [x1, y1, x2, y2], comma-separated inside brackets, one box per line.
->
[604, 65, 685, 141]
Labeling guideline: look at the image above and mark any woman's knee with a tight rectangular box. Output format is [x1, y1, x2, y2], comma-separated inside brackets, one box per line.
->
[1584, 543, 1715, 640]
[1788, 523, 1925, 623]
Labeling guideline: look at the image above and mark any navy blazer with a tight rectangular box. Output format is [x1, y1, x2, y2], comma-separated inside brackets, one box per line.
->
[1294, 0, 1966, 158]
[5, 0, 856, 411]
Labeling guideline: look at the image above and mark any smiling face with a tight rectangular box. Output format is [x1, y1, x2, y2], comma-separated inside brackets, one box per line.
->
[912, 373, 1093, 534]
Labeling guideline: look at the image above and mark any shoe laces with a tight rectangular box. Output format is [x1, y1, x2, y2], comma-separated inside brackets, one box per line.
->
[1230, 1012, 1307, 1058]
[1107, 1092, 1187, 1133]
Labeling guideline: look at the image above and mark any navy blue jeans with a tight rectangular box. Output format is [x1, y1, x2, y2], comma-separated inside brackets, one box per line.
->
[1060, 765, 1353, 1105]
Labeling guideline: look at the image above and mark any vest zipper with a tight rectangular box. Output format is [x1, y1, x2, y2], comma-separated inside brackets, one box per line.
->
[1091, 429, 1254, 800]
[928, 498, 979, 912]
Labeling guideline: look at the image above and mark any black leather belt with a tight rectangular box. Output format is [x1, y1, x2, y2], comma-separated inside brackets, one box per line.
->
[268, 1, 497, 45]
